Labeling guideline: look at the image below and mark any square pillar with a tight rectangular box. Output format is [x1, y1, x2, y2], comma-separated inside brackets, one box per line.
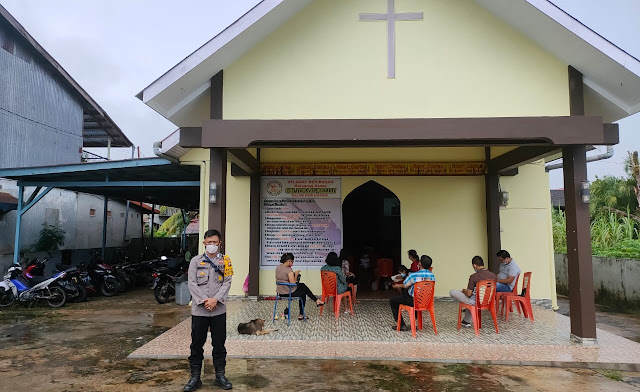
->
[249, 173, 260, 296]
[208, 148, 227, 245]
[485, 148, 501, 273]
[562, 145, 597, 342]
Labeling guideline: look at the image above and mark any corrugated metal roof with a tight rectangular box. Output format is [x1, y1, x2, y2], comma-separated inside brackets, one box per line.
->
[0, 158, 200, 209]
[0, 4, 132, 148]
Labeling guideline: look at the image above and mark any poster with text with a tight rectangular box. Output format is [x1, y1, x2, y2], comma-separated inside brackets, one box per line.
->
[261, 177, 342, 268]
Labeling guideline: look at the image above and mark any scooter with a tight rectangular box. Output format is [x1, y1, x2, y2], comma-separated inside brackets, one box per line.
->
[23, 257, 85, 303]
[0, 264, 67, 308]
[151, 256, 187, 304]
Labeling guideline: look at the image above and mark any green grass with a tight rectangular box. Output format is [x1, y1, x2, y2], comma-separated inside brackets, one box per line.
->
[553, 209, 640, 259]
[601, 369, 623, 381]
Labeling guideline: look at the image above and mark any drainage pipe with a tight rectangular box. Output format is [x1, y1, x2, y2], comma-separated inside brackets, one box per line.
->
[153, 140, 180, 163]
[545, 146, 614, 172]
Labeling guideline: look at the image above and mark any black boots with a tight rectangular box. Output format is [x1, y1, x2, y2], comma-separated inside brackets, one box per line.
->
[183, 363, 202, 392]
[214, 367, 233, 390]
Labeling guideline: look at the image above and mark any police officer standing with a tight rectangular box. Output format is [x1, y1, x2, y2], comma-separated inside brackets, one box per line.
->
[184, 229, 233, 391]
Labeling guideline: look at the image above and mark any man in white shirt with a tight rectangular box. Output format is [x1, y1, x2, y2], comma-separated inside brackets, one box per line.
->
[496, 250, 521, 293]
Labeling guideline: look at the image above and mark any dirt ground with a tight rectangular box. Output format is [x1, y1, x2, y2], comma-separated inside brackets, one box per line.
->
[1, 289, 639, 392]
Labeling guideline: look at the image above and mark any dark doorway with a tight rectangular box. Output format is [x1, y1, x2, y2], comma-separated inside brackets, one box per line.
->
[342, 181, 401, 290]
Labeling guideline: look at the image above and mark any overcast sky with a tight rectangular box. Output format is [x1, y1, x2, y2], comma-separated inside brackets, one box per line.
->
[1, 0, 639, 189]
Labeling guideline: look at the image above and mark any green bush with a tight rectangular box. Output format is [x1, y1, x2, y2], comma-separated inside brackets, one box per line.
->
[592, 239, 640, 259]
[33, 223, 66, 252]
[552, 209, 640, 259]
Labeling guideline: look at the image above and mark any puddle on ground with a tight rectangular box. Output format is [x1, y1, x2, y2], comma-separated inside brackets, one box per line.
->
[0, 289, 639, 391]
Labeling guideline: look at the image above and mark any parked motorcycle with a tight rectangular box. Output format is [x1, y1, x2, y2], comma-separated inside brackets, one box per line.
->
[23, 257, 86, 303]
[151, 256, 187, 304]
[52, 264, 88, 303]
[80, 259, 120, 297]
[0, 264, 67, 308]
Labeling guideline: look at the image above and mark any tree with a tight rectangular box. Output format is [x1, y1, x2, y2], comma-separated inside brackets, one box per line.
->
[155, 211, 188, 237]
[625, 151, 640, 211]
[589, 175, 638, 217]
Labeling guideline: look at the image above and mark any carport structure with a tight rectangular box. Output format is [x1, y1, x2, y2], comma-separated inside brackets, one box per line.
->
[0, 158, 201, 264]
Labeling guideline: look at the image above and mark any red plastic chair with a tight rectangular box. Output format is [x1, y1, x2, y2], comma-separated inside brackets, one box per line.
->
[396, 280, 437, 338]
[457, 279, 499, 335]
[320, 271, 354, 318]
[496, 273, 521, 317]
[376, 258, 394, 291]
[503, 272, 534, 322]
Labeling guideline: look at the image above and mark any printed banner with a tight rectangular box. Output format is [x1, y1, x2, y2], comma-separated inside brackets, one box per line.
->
[261, 177, 342, 268]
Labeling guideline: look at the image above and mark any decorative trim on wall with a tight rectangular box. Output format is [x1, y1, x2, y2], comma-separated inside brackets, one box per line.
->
[261, 162, 487, 176]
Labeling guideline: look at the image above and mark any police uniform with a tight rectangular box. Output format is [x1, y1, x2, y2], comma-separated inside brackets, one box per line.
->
[186, 252, 233, 389]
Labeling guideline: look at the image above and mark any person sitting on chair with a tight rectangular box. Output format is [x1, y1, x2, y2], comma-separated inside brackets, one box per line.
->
[275, 253, 324, 320]
[449, 255, 497, 328]
[408, 249, 420, 272]
[495, 250, 521, 293]
[339, 249, 357, 299]
[322, 251, 351, 313]
[389, 255, 436, 331]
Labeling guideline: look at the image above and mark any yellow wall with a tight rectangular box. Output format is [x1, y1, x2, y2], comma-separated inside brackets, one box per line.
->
[223, 0, 569, 120]
[499, 161, 556, 301]
[187, 145, 556, 299]
[178, 0, 568, 299]
[179, 149, 253, 297]
[179, 148, 210, 255]
[260, 174, 487, 298]
[256, 148, 554, 300]
[259, 147, 487, 297]
[225, 162, 251, 296]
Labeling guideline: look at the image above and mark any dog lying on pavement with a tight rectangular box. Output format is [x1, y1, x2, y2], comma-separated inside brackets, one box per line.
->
[237, 318, 278, 336]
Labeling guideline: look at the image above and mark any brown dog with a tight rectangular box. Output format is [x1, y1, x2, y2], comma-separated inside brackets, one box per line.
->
[237, 318, 278, 336]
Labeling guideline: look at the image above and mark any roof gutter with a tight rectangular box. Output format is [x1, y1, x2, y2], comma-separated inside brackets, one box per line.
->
[545, 146, 614, 172]
[153, 141, 179, 163]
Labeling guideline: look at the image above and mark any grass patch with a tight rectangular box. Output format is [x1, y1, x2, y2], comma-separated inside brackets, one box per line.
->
[601, 370, 623, 381]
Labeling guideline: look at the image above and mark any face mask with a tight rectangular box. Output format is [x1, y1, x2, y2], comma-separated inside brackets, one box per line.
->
[205, 244, 219, 254]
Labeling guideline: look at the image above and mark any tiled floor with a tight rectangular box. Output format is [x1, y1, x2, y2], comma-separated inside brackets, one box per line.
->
[129, 298, 640, 370]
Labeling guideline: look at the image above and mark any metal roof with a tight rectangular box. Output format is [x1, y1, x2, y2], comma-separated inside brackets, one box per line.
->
[0, 5, 132, 148]
[0, 158, 200, 209]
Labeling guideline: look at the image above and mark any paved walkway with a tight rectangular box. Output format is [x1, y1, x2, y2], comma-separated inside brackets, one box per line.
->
[129, 298, 640, 371]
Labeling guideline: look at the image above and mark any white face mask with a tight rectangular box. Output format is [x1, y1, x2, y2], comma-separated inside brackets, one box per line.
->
[205, 244, 219, 255]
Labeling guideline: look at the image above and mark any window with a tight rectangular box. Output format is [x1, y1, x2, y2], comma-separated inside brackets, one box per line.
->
[89, 209, 96, 217]
[120, 212, 125, 217]
[44, 208, 60, 225]
[0, 30, 15, 54]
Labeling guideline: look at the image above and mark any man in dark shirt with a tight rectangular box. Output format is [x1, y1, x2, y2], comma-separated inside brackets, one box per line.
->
[449, 256, 496, 328]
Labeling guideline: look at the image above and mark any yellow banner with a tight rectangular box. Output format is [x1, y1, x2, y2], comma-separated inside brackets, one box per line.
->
[261, 162, 487, 176]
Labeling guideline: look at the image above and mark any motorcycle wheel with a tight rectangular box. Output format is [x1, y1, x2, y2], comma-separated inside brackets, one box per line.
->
[100, 277, 118, 297]
[72, 284, 88, 303]
[0, 287, 16, 307]
[115, 277, 126, 294]
[154, 283, 172, 304]
[46, 286, 67, 308]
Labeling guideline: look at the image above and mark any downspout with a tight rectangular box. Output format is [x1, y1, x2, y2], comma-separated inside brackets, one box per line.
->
[153, 141, 179, 163]
[545, 146, 614, 171]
